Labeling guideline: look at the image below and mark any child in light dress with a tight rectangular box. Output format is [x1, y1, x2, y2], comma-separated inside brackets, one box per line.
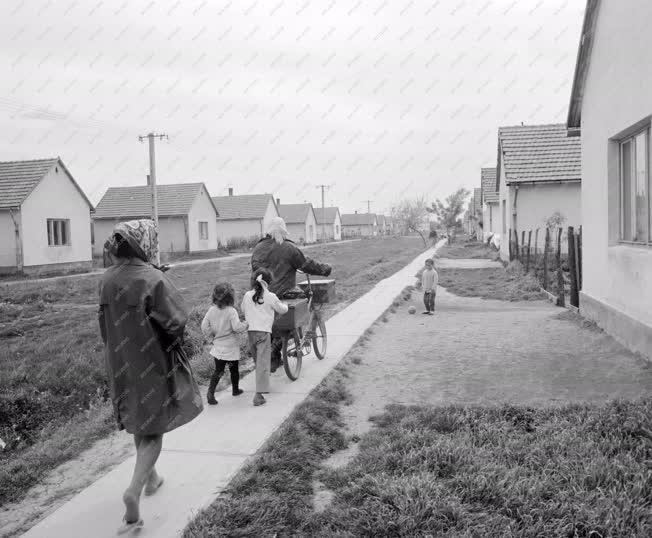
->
[241, 268, 288, 407]
[201, 283, 248, 405]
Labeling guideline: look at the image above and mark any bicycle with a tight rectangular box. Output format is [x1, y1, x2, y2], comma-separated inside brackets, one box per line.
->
[271, 272, 332, 381]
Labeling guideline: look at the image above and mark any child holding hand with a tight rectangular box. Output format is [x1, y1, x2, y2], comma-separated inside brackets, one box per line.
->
[241, 268, 288, 407]
[201, 283, 248, 405]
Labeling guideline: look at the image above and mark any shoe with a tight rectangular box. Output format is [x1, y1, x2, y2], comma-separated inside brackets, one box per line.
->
[253, 393, 266, 406]
[232, 388, 244, 396]
[207, 393, 218, 406]
[428, 311, 435, 315]
[422, 311, 430, 315]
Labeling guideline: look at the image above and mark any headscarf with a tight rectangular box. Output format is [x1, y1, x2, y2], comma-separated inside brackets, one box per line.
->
[106, 219, 159, 264]
[266, 216, 289, 244]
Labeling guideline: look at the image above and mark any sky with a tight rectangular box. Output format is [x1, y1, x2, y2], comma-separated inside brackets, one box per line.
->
[0, 0, 585, 215]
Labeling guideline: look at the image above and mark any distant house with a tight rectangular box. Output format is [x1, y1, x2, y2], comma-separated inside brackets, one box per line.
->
[277, 203, 318, 244]
[0, 157, 93, 275]
[92, 183, 219, 257]
[471, 187, 483, 240]
[566, 0, 651, 358]
[481, 167, 499, 238]
[341, 212, 378, 238]
[212, 189, 279, 247]
[314, 207, 342, 241]
[494, 123, 581, 259]
[376, 215, 387, 235]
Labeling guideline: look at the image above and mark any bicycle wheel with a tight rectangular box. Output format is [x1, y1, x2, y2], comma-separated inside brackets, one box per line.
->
[282, 329, 303, 381]
[312, 315, 327, 360]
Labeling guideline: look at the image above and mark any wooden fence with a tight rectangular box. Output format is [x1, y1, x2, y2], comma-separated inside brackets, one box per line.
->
[508, 226, 582, 308]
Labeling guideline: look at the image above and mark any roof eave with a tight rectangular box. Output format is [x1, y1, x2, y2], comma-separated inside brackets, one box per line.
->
[505, 178, 582, 186]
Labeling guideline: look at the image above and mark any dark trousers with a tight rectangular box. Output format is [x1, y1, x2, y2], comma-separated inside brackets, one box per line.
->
[208, 358, 240, 395]
[424, 290, 436, 312]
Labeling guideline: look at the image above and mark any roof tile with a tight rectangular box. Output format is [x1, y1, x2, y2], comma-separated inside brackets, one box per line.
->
[278, 203, 313, 224]
[0, 158, 59, 208]
[480, 167, 498, 203]
[213, 194, 275, 220]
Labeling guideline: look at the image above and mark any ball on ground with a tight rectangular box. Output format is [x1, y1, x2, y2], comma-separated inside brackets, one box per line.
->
[408, 306, 416, 314]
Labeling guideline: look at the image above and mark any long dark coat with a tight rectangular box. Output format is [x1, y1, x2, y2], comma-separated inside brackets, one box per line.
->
[98, 258, 202, 435]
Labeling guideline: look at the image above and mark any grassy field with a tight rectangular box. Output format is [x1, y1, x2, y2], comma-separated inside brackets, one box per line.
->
[0, 236, 424, 507]
[184, 365, 652, 537]
[436, 239, 500, 260]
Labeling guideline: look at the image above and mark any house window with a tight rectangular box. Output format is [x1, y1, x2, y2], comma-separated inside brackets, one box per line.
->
[620, 126, 650, 244]
[47, 219, 71, 246]
[199, 221, 209, 240]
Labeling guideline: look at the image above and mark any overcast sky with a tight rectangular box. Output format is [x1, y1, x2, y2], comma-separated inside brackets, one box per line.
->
[0, 0, 584, 214]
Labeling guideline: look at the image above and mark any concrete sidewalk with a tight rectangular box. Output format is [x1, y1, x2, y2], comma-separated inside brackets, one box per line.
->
[21, 244, 439, 538]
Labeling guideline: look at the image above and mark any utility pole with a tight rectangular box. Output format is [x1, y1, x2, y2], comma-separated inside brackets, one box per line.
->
[138, 132, 168, 266]
[362, 199, 373, 213]
[316, 184, 330, 243]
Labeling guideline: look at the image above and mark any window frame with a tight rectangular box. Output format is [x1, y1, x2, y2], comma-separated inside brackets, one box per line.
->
[198, 221, 209, 240]
[619, 125, 651, 246]
[47, 219, 71, 247]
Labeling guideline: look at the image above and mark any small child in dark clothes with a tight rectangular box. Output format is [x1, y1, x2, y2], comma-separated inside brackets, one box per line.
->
[421, 258, 438, 315]
[201, 283, 249, 405]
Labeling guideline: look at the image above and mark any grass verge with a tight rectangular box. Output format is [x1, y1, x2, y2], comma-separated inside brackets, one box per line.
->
[436, 239, 499, 260]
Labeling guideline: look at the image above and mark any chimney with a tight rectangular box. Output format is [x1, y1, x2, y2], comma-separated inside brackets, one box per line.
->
[228, 187, 233, 196]
[354, 210, 358, 214]
[276, 198, 280, 206]
[146, 174, 151, 186]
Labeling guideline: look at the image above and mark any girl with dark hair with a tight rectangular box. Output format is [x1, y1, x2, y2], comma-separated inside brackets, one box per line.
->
[241, 268, 288, 406]
[201, 282, 248, 405]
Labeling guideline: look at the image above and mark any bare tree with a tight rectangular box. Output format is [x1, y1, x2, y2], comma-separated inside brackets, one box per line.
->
[391, 197, 429, 247]
[428, 188, 470, 243]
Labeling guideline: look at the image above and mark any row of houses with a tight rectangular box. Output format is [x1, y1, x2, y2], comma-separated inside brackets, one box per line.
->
[470, 0, 651, 359]
[0, 165, 394, 274]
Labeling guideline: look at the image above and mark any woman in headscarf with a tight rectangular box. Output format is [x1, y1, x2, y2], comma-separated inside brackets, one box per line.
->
[250, 216, 332, 371]
[99, 219, 203, 534]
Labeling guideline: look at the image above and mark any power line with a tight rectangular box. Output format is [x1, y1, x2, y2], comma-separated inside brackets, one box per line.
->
[361, 199, 373, 213]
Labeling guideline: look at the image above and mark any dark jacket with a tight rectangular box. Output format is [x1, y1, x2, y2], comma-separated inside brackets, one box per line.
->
[251, 237, 331, 297]
[98, 258, 202, 435]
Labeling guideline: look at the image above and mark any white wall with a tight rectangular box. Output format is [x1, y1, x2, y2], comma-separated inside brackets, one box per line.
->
[305, 209, 317, 243]
[187, 188, 218, 252]
[0, 211, 18, 269]
[482, 202, 499, 236]
[333, 212, 342, 240]
[262, 198, 279, 234]
[20, 164, 92, 267]
[516, 182, 581, 234]
[93, 217, 187, 256]
[580, 0, 652, 328]
[216, 219, 262, 246]
[286, 223, 307, 243]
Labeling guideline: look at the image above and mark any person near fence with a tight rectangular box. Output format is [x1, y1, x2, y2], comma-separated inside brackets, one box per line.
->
[201, 282, 249, 405]
[421, 258, 439, 315]
[98, 219, 203, 534]
[242, 268, 289, 407]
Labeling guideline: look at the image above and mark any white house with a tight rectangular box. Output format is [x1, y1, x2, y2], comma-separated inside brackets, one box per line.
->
[277, 203, 318, 244]
[314, 207, 342, 241]
[93, 183, 219, 257]
[341, 213, 378, 237]
[566, 0, 652, 359]
[481, 167, 499, 239]
[494, 123, 582, 260]
[0, 157, 93, 275]
[212, 190, 279, 246]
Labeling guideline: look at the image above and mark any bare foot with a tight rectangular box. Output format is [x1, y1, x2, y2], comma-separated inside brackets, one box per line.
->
[122, 489, 140, 523]
[144, 474, 164, 496]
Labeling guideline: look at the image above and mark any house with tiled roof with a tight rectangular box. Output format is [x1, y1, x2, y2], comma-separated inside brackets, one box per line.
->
[566, 0, 651, 358]
[341, 212, 378, 238]
[480, 167, 499, 238]
[212, 189, 279, 247]
[277, 202, 318, 243]
[92, 182, 218, 257]
[0, 157, 93, 275]
[314, 206, 342, 241]
[494, 123, 582, 259]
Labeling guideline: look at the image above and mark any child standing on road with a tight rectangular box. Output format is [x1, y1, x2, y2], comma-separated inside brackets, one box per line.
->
[421, 258, 438, 315]
[201, 283, 249, 405]
[241, 268, 288, 407]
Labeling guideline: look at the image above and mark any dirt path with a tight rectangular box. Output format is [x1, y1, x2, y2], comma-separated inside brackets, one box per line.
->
[337, 276, 652, 440]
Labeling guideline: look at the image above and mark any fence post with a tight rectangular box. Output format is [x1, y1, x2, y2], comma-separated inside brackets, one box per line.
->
[514, 229, 520, 262]
[543, 227, 550, 290]
[568, 226, 579, 307]
[556, 227, 565, 307]
[577, 226, 583, 290]
[526, 230, 532, 273]
[508, 227, 512, 260]
[533, 228, 539, 267]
